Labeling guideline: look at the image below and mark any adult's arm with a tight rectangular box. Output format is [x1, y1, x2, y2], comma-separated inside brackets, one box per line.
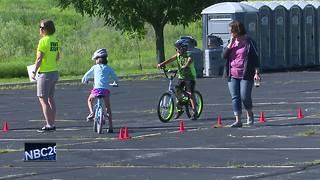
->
[31, 51, 43, 80]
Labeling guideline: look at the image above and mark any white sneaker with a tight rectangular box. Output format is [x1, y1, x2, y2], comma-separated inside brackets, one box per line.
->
[246, 117, 254, 125]
[86, 113, 94, 122]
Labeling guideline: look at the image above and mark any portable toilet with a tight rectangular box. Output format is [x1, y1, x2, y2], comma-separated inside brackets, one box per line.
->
[267, 2, 288, 70]
[253, 2, 274, 71]
[308, 1, 320, 64]
[299, 1, 318, 66]
[244, 8, 259, 45]
[201, 2, 258, 76]
[241, 1, 265, 52]
[241, 1, 264, 45]
[282, 1, 303, 68]
[202, 2, 258, 48]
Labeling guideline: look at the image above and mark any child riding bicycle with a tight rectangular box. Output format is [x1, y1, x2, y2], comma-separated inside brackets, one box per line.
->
[157, 39, 198, 120]
[82, 48, 118, 133]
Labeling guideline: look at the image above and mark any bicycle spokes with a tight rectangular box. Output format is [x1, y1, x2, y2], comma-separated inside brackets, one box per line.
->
[160, 96, 173, 116]
[185, 91, 203, 119]
[157, 93, 174, 122]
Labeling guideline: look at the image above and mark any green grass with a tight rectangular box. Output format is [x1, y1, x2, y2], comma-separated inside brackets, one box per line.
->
[0, 77, 31, 84]
[0, 0, 203, 82]
[0, 149, 20, 153]
[227, 162, 247, 168]
[296, 128, 319, 137]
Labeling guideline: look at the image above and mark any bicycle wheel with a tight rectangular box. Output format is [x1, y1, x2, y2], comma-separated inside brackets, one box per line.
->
[93, 119, 97, 132]
[157, 92, 175, 122]
[93, 108, 98, 132]
[96, 107, 104, 134]
[186, 90, 203, 119]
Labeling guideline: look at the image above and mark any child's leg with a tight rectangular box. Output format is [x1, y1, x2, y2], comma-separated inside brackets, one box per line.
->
[88, 94, 95, 114]
[185, 80, 197, 113]
[175, 80, 184, 111]
[103, 95, 112, 129]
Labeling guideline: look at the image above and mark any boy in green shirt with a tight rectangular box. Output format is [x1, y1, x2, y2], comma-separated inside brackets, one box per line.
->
[157, 39, 198, 120]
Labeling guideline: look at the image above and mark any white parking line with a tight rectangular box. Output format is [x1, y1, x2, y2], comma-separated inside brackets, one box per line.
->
[232, 173, 267, 179]
[206, 101, 320, 106]
[28, 119, 79, 122]
[13, 128, 82, 132]
[57, 147, 320, 151]
[0, 165, 295, 170]
[0, 173, 37, 180]
[0, 138, 113, 141]
[241, 135, 289, 138]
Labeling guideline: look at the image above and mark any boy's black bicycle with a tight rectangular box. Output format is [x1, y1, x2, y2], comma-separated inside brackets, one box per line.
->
[157, 67, 203, 122]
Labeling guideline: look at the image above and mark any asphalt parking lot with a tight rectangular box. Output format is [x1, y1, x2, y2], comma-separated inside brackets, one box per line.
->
[0, 71, 320, 180]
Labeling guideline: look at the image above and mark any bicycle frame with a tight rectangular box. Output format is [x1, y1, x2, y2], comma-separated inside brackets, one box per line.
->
[87, 80, 117, 118]
[84, 80, 118, 133]
[157, 67, 203, 122]
[158, 67, 203, 121]
[163, 68, 177, 97]
[93, 96, 105, 134]
[163, 68, 191, 104]
[94, 97, 105, 116]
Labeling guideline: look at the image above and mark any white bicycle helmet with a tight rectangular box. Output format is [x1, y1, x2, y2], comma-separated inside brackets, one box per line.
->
[92, 48, 108, 60]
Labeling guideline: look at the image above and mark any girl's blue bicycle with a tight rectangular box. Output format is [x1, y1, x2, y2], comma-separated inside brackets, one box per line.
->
[93, 95, 106, 134]
[92, 82, 118, 134]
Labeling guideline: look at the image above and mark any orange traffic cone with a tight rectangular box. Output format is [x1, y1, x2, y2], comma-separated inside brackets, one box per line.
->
[124, 127, 131, 139]
[179, 120, 185, 132]
[118, 127, 124, 140]
[298, 107, 304, 119]
[2, 120, 9, 132]
[259, 112, 265, 123]
[214, 116, 224, 128]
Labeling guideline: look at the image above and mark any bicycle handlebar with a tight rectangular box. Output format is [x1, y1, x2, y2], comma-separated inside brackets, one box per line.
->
[83, 79, 119, 87]
[109, 81, 119, 87]
[160, 66, 178, 79]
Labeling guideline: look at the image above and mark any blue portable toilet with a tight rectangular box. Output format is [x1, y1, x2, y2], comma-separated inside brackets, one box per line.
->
[241, 1, 264, 50]
[268, 2, 288, 70]
[201, 2, 258, 77]
[241, 1, 265, 46]
[250, 2, 273, 71]
[243, 8, 259, 45]
[308, 1, 320, 64]
[201, 2, 258, 48]
[299, 1, 318, 66]
[282, 1, 303, 68]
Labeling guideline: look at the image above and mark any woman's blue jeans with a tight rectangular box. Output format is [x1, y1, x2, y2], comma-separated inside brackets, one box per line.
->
[227, 77, 253, 116]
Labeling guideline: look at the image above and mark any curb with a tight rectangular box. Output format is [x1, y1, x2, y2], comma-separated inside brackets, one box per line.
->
[0, 72, 161, 88]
